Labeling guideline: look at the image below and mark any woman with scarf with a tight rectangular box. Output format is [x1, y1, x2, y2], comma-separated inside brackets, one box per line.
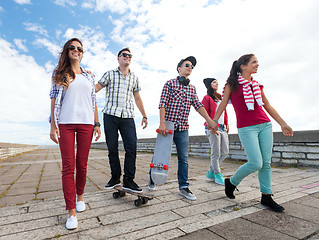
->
[211, 54, 293, 212]
[50, 38, 101, 229]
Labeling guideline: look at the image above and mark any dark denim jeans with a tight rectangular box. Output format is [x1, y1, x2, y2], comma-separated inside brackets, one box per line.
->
[103, 114, 137, 179]
[173, 130, 189, 189]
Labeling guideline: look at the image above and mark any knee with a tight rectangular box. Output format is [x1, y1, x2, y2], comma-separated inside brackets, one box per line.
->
[248, 162, 263, 172]
[220, 151, 228, 159]
[62, 165, 74, 176]
[178, 157, 188, 165]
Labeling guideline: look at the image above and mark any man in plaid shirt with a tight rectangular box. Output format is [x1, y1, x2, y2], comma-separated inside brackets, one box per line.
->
[149, 56, 216, 200]
[95, 48, 148, 193]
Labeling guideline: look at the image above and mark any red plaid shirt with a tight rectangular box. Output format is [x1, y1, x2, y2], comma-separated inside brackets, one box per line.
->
[159, 78, 203, 131]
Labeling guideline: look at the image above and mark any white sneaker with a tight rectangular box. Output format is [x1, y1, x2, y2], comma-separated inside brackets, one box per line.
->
[179, 187, 196, 201]
[76, 200, 85, 212]
[65, 215, 78, 230]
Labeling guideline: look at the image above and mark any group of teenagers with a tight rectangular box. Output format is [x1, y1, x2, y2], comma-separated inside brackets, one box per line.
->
[49, 38, 294, 230]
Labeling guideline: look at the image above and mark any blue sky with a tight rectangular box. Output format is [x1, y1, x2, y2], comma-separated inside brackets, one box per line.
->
[0, 0, 318, 146]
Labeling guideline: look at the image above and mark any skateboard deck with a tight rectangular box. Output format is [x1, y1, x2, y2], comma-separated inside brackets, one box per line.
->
[150, 120, 174, 185]
[112, 185, 154, 207]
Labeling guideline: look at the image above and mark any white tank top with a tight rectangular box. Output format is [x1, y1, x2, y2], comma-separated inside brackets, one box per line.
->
[216, 101, 225, 125]
[59, 74, 94, 125]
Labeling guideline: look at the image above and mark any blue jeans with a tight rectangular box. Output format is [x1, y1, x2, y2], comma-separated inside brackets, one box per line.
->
[103, 114, 137, 179]
[173, 130, 189, 189]
[230, 122, 273, 194]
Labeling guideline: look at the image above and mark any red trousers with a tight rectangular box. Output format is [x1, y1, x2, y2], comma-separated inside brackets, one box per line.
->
[58, 124, 94, 210]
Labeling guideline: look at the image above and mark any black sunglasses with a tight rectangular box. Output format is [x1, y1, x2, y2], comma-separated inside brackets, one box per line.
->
[69, 45, 83, 53]
[185, 63, 194, 69]
[121, 53, 133, 58]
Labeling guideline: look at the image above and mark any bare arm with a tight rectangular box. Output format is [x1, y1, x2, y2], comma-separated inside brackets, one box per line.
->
[211, 84, 232, 133]
[50, 98, 60, 144]
[158, 107, 167, 135]
[93, 103, 101, 141]
[197, 106, 216, 131]
[95, 82, 104, 93]
[262, 90, 293, 136]
[133, 91, 148, 129]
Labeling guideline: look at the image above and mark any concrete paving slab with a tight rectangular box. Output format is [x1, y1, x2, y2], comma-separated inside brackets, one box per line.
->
[0, 148, 318, 239]
[282, 201, 319, 223]
[242, 209, 319, 239]
[176, 228, 224, 240]
[208, 218, 297, 240]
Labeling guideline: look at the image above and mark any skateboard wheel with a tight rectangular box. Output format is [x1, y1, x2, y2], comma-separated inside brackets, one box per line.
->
[134, 199, 142, 207]
[150, 163, 154, 168]
[163, 165, 168, 170]
[113, 192, 120, 199]
[119, 191, 126, 197]
[168, 129, 173, 134]
[142, 197, 148, 204]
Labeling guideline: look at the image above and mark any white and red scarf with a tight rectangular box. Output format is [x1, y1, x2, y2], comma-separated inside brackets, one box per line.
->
[222, 76, 264, 111]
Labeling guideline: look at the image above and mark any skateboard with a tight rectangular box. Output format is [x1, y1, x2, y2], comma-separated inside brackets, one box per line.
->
[112, 185, 154, 207]
[150, 120, 174, 185]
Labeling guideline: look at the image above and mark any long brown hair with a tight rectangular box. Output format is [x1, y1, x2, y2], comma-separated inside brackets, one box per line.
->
[52, 38, 83, 89]
[226, 54, 254, 91]
[207, 86, 222, 102]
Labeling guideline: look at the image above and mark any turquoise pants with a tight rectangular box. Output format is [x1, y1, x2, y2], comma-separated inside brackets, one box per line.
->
[230, 122, 273, 194]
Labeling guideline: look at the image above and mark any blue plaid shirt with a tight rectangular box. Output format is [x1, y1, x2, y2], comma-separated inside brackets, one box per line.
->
[49, 69, 96, 125]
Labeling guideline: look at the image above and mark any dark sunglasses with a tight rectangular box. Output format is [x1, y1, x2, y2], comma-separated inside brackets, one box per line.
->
[185, 63, 194, 69]
[121, 53, 133, 58]
[69, 45, 83, 52]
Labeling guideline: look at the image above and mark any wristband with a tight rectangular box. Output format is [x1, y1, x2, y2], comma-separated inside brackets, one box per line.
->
[143, 116, 147, 120]
[213, 119, 218, 124]
[94, 122, 101, 127]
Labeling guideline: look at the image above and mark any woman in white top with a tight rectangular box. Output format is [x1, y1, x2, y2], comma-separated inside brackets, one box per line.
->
[49, 38, 101, 230]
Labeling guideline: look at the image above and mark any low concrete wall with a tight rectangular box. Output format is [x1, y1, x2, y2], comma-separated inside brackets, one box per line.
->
[0, 142, 38, 161]
[91, 130, 319, 167]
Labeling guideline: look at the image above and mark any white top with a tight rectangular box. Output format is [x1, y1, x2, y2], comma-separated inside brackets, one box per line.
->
[59, 74, 94, 125]
[216, 101, 225, 125]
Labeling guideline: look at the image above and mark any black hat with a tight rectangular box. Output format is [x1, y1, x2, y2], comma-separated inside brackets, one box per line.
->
[177, 56, 197, 72]
[203, 78, 216, 89]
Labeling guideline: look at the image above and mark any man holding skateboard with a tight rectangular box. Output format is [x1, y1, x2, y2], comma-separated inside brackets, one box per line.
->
[96, 48, 148, 193]
[149, 56, 216, 200]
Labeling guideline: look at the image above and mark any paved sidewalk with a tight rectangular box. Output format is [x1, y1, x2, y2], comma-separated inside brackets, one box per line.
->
[0, 148, 318, 239]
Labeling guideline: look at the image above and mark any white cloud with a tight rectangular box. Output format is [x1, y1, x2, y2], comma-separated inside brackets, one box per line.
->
[0, 38, 52, 144]
[81, 0, 95, 9]
[87, 0, 319, 136]
[2, 0, 319, 146]
[13, 39, 28, 52]
[94, 0, 128, 14]
[32, 38, 61, 57]
[14, 0, 31, 4]
[54, 0, 76, 7]
[23, 22, 48, 37]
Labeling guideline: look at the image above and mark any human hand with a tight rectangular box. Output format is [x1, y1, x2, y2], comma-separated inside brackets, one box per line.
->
[281, 124, 293, 136]
[158, 122, 167, 136]
[141, 117, 148, 129]
[207, 119, 220, 135]
[94, 126, 101, 141]
[50, 125, 60, 144]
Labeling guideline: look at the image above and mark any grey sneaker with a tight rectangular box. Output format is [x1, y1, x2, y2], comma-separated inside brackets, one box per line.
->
[179, 187, 196, 201]
[148, 176, 156, 191]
